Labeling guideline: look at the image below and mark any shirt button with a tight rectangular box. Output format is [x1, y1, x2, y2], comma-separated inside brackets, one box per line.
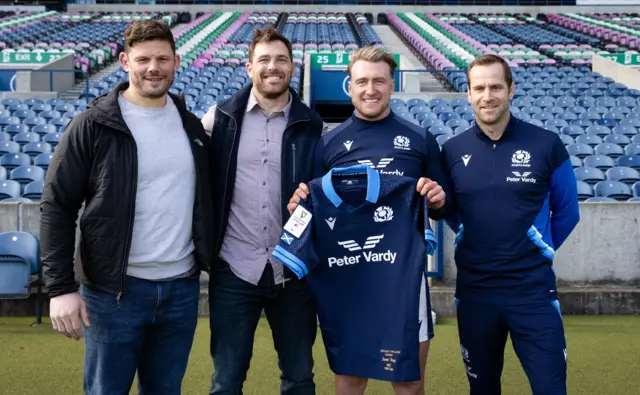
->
[263, 182, 266, 186]
[263, 226, 267, 230]
[262, 204, 267, 209]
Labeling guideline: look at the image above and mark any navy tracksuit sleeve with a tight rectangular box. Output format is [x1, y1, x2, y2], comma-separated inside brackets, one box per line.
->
[422, 132, 455, 221]
[548, 136, 580, 249]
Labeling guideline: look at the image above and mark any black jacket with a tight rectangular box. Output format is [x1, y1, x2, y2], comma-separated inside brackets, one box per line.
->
[40, 83, 214, 298]
[209, 84, 324, 273]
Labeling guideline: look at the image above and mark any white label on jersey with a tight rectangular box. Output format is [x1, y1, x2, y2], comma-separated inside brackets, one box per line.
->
[284, 205, 313, 238]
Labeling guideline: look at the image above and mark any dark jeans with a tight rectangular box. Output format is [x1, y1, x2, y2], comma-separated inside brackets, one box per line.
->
[81, 273, 200, 395]
[209, 261, 317, 395]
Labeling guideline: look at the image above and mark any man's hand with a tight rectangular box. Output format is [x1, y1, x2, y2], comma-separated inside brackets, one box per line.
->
[417, 177, 446, 209]
[287, 183, 310, 214]
[50, 292, 90, 341]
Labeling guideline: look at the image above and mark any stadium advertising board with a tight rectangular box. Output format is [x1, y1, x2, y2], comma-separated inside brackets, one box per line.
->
[601, 53, 640, 67]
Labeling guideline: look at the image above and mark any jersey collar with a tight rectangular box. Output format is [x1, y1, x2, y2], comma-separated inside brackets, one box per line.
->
[321, 164, 381, 209]
[473, 112, 518, 141]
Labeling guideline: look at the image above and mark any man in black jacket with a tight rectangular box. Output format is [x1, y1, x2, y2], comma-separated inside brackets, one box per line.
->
[201, 26, 324, 394]
[40, 20, 213, 395]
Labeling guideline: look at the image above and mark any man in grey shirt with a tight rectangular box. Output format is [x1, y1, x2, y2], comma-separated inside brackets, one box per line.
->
[202, 26, 325, 394]
[41, 20, 213, 394]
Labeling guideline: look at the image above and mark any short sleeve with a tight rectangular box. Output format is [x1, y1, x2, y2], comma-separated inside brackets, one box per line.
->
[272, 199, 319, 279]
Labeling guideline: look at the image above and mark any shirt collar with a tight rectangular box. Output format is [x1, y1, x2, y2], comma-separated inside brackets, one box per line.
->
[474, 112, 518, 141]
[246, 89, 292, 121]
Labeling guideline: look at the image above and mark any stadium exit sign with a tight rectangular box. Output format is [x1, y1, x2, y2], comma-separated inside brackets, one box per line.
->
[600, 53, 640, 66]
[0, 52, 63, 65]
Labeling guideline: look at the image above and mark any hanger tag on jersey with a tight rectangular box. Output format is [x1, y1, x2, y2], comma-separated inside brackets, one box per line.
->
[284, 205, 313, 238]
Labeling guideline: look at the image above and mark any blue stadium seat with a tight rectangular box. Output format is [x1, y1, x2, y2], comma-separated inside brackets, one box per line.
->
[616, 155, 640, 170]
[22, 142, 52, 157]
[0, 180, 21, 199]
[22, 180, 43, 201]
[574, 167, 605, 185]
[10, 166, 45, 186]
[594, 180, 632, 201]
[576, 180, 593, 201]
[604, 134, 630, 147]
[605, 167, 640, 184]
[625, 144, 640, 156]
[583, 155, 614, 170]
[0, 141, 20, 155]
[0, 231, 43, 323]
[594, 143, 624, 158]
[566, 143, 594, 159]
[575, 135, 602, 147]
[13, 132, 40, 145]
[584, 197, 617, 202]
[0, 153, 32, 171]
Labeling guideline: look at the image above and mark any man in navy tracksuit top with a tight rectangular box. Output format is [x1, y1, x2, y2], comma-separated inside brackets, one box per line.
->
[441, 54, 580, 395]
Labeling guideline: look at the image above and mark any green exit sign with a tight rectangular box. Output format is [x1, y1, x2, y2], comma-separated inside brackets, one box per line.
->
[601, 53, 640, 66]
[0, 52, 65, 65]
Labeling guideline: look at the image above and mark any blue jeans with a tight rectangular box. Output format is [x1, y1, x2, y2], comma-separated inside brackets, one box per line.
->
[209, 261, 317, 395]
[80, 272, 200, 395]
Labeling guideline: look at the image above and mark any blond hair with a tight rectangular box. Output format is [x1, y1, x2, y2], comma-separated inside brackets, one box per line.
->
[347, 46, 397, 79]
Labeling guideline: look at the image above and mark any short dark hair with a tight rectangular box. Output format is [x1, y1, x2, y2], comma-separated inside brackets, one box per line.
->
[123, 19, 176, 54]
[467, 54, 513, 89]
[248, 25, 292, 62]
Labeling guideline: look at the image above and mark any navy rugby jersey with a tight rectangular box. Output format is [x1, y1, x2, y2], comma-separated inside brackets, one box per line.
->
[272, 165, 437, 382]
[441, 114, 580, 305]
[313, 111, 452, 220]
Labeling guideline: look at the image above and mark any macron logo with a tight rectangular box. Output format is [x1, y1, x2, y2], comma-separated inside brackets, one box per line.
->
[343, 140, 353, 151]
[325, 217, 336, 230]
[462, 154, 471, 166]
[338, 235, 384, 251]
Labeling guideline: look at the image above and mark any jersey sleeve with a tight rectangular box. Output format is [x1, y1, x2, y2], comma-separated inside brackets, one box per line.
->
[548, 135, 580, 249]
[271, 199, 319, 279]
[422, 195, 438, 256]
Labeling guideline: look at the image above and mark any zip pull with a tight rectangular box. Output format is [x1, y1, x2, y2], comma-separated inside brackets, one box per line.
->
[116, 292, 123, 309]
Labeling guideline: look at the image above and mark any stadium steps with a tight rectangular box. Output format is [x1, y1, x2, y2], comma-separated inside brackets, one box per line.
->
[372, 25, 447, 93]
[59, 23, 191, 101]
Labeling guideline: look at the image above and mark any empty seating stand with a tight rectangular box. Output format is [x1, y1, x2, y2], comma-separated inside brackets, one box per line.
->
[0, 231, 43, 325]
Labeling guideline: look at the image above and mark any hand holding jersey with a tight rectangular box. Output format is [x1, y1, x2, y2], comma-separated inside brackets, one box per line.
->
[288, 176, 445, 215]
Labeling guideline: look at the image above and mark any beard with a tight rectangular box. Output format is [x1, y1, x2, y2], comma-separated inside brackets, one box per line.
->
[254, 72, 290, 99]
[131, 72, 174, 99]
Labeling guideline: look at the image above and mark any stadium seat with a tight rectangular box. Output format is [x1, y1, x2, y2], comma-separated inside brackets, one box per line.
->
[0, 231, 43, 324]
[584, 197, 617, 202]
[594, 181, 633, 201]
[575, 167, 605, 185]
[0, 153, 32, 171]
[22, 180, 43, 201]
[633, 182, 640, 197]
[583, 155, 615, 170]
[10, 166, 45, 187]
[0, 180, 21, 199]
[605, 167, 640, 184]
[616, 155, 640, 170]
[576, 180, 594, 201]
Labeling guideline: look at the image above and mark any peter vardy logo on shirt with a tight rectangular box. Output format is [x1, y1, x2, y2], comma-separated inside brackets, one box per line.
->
[393, 136, 411, 151]
[328, 235, 397, 267]
[358, 158, 404, 176]
[507, 171, 537, 184]
[511, 150, 531, 168]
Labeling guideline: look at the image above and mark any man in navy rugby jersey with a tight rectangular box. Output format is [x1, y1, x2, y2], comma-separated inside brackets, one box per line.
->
[287, 46, 451, 395]
[441, 54, 579, 395]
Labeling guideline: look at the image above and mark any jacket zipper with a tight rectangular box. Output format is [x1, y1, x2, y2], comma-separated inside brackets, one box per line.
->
[291, 143, 296, 182]
[117, 134, 139, 308]
[216, 107, 238, 249]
